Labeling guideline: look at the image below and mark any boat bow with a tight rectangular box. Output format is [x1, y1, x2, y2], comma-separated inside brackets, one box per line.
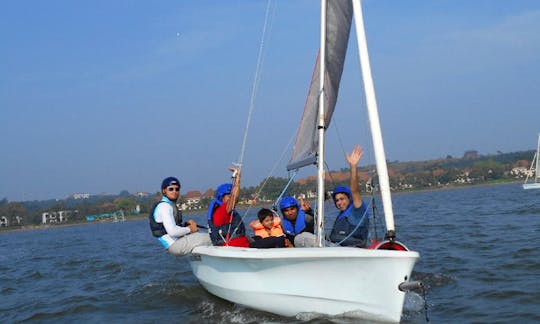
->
[190, 245, 419, 322]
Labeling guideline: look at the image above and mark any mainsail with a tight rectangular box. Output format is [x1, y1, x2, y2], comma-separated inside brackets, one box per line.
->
[287, 1, 353, 171]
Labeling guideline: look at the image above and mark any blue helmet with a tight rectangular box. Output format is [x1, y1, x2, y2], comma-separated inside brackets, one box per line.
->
[332, 185, 352, 202]
[215, 183, 232, 201]
[161, 177, 180, 190]
[280, 196, 299, 210]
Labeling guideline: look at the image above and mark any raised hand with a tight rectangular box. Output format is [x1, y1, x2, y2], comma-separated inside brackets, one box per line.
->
[299, 197, 311, 211]
[346, 145, 363, 167]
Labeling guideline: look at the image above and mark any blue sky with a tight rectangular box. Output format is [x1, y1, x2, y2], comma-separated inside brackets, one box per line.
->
[1, 0, 539, 202]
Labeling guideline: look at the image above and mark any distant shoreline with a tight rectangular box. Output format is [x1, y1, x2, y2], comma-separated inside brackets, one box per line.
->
[0, 180, 523, 235]
[389, 179, 521, 196]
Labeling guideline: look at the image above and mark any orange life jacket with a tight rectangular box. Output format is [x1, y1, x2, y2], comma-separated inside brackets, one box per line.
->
[249, 216, 285, 238]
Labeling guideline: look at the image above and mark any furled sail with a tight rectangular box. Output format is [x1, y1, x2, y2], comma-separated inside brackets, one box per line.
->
[287, 1, 353, 171]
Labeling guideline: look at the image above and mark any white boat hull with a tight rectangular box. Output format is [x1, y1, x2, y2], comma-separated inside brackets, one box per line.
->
[523, 182, 540, 190]
[189, 246, 419, 323]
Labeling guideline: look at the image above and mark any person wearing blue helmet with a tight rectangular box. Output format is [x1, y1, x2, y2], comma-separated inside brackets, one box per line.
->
[279, 195, 316, 247]
[149, 176, 211, 256]
[206, 167, 250, 247]
[330, 145, 370, 247]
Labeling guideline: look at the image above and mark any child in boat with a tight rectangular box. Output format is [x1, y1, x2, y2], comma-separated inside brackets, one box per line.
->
[249, 208, 292, 248]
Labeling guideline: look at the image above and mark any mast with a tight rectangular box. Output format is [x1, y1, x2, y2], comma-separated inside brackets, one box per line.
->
[351, 0, 396, 238]
[536, 133, 540, 181]
[536, 134, 540, 182]
[315, 0, 327, 247]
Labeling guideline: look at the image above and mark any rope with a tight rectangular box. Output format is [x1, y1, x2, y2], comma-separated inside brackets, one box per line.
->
[324, 160, 337, 188]
[237, 0, 274, 166]
[273, 172, 298, 209]
[240, 128, 296, 218]
[331, 115, 348, 159]
[229, 128, 296, 240]
[221, 0, 275, 244]
[330, 199, 372, 246]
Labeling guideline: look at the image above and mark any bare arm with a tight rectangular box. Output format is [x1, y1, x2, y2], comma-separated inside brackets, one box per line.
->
[226, 166, 241, 213]
[347, 145, 364, 208]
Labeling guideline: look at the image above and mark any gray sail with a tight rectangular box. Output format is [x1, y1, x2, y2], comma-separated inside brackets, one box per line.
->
[287, 0, 353, 171]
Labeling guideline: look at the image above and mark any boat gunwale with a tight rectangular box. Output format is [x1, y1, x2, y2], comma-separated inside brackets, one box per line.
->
[190, 245, 420, 260]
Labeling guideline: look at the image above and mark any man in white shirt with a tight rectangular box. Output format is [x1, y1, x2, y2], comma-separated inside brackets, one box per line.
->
[149, 177, 211, 256]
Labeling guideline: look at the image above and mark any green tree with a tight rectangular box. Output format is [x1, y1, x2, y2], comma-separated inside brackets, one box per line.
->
[116, 196, 137, 213]
[470, 160, 504, 180]
[0, 202, 30, 224]
[256, 177, 291, 200]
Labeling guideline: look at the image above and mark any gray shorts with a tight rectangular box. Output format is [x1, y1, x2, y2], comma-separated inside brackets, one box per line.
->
[294, 232, 318, 247]
[167, 232, 212, 256]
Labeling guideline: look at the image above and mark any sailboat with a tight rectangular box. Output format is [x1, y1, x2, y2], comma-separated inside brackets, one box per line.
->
[189, 1, 420, 322]
[523, 133, 540, 190]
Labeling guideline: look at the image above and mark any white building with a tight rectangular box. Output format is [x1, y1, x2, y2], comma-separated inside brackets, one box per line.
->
[72, 193, 90, 199]
[42, 210, 76, 224]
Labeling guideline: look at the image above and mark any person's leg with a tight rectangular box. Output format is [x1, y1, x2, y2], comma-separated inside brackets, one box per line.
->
[294, 232, 317, 247]
[167, 233, 212, 256]
[249, 236, 286, 248]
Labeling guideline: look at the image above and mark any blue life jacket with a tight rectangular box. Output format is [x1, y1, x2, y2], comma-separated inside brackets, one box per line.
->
[281, 209, 314, 244]
[206, 199, 246, 245]
[149, 197, 183, 237]
[330, 202, 369, 247]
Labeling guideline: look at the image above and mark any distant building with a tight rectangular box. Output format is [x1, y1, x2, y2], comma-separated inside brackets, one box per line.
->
[511, 167, 532, 178]
[134, 192, 151, 198]
[463, 150, 479, 159]
[42, 210, 77, 224]
[454, 171, 472, 184]
[72, 193, 90, 199]
[203, 189, 214, 199]
[183, 191, 202, 210]
[1, 215, 23, 227]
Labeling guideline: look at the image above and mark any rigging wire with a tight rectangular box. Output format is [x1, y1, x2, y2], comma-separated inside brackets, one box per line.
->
[237, 0, 275, 167]
[331, 115, 348, 159]
[330, 199, 371, 246]
[219, 0, 275, 243]
[238, 129, 296, 222]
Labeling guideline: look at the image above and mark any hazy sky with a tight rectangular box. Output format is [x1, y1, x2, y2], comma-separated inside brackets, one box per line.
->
[2, 0, 539, 202]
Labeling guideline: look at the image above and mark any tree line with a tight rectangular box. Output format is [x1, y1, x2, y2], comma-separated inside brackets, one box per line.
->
[0, 149, 534, 228]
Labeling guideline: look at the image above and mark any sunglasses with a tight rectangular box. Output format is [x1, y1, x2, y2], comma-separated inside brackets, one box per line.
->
[167, 187, 180, 192]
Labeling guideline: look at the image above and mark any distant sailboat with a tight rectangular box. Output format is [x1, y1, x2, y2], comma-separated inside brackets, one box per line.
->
[188, 1, 420, 322]
[523, 133, 540, 190]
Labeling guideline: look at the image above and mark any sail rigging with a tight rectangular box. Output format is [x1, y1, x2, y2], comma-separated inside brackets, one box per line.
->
[287, 1, 353, 171]
[287, 0, 396, 237]
[238, 0, 274, 167]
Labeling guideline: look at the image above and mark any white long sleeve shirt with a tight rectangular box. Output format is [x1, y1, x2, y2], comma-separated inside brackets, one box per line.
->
[154, 198, 190, 248]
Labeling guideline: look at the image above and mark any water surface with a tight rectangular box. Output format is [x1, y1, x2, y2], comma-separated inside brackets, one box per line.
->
[1, 183, 539, 323]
